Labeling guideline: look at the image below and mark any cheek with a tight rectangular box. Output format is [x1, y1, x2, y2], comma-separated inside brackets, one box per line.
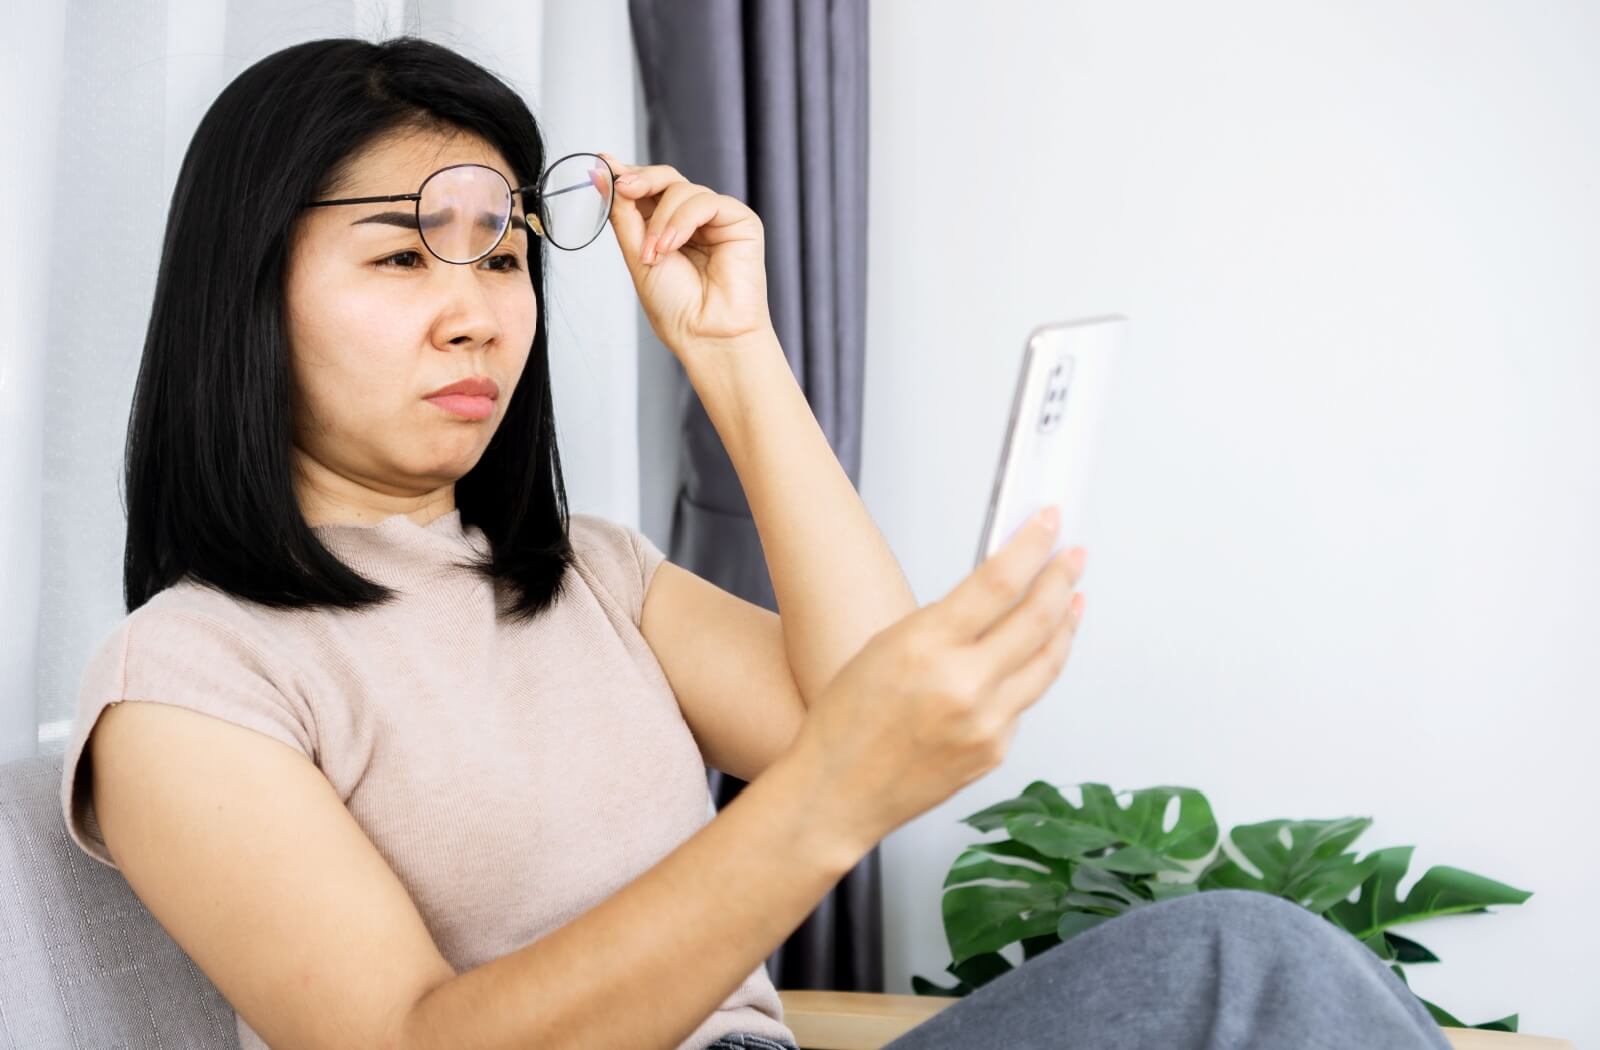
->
[289, 302, 414, 438]
[506, 282, 538, 336]
[493, 286, 538, 383]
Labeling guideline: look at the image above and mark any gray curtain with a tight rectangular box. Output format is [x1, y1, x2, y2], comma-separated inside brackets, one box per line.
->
[628, 0, 879, 993]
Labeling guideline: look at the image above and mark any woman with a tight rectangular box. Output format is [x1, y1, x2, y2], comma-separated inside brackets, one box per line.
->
[59, 35, 1449, 1050]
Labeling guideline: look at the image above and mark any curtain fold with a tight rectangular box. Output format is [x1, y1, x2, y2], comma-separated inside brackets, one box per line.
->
[628, 0, 880, 993]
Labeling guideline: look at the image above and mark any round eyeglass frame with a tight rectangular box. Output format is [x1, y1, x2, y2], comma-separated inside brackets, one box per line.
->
[303, 151, 617, 262]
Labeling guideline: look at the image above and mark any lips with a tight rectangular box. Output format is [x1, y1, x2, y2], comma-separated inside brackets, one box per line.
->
[425, 376, 499, 400]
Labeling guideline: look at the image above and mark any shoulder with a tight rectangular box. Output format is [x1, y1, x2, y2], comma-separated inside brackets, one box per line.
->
[106, 578, 302, 678]
[63, 580, 318, 868]
[565, 513, 668, 627]
[75, 579, 315, 766]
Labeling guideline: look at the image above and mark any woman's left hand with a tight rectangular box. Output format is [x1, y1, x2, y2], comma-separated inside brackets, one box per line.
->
[599, 152, 773, 358]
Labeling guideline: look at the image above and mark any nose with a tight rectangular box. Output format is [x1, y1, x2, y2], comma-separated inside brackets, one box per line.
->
[432, 259, 503, 349]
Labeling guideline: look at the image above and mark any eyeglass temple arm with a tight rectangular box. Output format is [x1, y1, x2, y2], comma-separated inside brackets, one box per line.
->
[514, 181, 611, 240]
[305, 191, 421, 208]
[514, 182, 599, 200]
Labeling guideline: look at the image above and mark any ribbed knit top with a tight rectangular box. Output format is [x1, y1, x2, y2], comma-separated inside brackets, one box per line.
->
[58, 509, 794, 1050]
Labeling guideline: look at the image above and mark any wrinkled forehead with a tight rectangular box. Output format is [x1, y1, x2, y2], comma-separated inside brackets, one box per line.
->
[294, 127, 534, 251]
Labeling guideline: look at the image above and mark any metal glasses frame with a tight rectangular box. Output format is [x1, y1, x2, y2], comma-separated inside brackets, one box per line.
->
[303, 151, 616, 261]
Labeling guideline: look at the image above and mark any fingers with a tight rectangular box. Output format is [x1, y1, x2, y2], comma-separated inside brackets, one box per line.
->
[595, 153, 749, 266]
[598, 153, 684, 196]
[931, 510, 1066, 641]
[597, 153, 685, 267]
[972, 545, 1086, 682]
[638, 181, 713, 263]
[989, 589, 1086, 721]
[605, 176, 648, 269]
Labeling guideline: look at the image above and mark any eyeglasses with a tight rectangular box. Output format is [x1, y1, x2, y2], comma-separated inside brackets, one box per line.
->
[304, 151, 616, 263]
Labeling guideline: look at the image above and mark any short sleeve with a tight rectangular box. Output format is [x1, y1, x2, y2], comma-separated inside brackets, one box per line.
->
[567, 513, 668, 626]
[59, 605, 316, 870]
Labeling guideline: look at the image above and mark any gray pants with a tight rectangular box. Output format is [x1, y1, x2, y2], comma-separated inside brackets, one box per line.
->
[709, 889, 1452, 1050]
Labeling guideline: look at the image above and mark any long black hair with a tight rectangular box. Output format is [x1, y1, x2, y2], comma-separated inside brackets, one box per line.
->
[123, 36, 574, 623]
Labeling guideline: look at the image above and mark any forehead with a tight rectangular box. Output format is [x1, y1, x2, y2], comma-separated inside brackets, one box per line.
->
[331, 127, 522, 197]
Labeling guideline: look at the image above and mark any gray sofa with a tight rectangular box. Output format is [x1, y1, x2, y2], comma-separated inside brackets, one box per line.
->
[0, 752, 239, 1048]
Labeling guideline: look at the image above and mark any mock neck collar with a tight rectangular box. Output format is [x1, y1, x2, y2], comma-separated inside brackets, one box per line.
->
[310, 508, 488, 584]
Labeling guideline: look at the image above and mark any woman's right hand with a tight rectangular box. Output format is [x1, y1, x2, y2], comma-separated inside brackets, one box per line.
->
[787, 510, 1087, 856]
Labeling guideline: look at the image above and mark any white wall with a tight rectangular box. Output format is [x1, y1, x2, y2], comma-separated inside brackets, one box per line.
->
[861, 2, 1597, 1043]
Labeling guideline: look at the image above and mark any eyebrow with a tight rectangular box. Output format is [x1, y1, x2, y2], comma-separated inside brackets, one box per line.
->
[350, 210, 529, 236]
[351, 210, 414, 229]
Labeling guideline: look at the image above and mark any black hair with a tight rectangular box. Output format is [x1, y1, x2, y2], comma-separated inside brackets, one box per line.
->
[123, 36, 574, 623]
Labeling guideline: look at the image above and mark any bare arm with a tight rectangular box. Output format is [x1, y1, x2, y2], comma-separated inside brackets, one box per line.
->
[680, 334, 919, 709]
[402, 734, 856, 1049]
[89, 698, 863, 1050]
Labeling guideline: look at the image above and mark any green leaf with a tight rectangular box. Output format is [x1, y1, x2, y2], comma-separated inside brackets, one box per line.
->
[943, 881, 1067, 964]
[1362, 931, 1398, 962]
[1056, 911, 1112, 941]
[1418, 996, 1519, 1033]
[943, 839, 1072, 890]
[1070, 862, 1149, 911]
[1006, 816, 1123, 861]
[1019, 932, 1063, 960]
[960, 780, 1075, 832]
[1385, 932, 1440, 964]
[948, 950, 1013, 989]
[1090, 845, 1186, 875]
[1199, 817, 1379, 914]
[910, 974, 967, 997]
[1148, 880, 1200, 902]
[938, 784, 1531, 1036]
[1419, 996, 1464, 1027]
[995, 784, 1217, 875]
[1326, 847, 1532, 941]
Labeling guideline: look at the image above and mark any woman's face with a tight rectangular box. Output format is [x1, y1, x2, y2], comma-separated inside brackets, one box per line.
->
[283, 127, 537, 522]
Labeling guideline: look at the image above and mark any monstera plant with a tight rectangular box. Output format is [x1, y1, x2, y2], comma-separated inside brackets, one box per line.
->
[913, 782, 1531, 1032]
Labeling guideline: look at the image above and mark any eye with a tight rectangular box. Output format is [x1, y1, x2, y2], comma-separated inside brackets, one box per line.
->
[376, 250, 424, 269]
[374, 250, 524, 271]
[483, 252, 524, 273]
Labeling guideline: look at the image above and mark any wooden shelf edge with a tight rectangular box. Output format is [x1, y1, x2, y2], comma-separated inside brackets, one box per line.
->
[775, 990, 1574, 1050]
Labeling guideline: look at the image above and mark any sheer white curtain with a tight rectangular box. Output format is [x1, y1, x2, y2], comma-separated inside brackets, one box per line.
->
[0, 0, 648, 762]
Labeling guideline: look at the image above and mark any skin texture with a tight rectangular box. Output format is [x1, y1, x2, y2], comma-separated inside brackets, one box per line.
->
[285, 127, 536, 529]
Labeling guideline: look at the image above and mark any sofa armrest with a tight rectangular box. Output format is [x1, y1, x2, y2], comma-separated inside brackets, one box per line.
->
[775, 991, 1574, 1050]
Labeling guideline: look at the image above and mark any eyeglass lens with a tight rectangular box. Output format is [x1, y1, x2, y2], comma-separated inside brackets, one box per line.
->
[418, 165, 515, 264]
[416, 155, 615, 262]
[536, 154, 615, 250]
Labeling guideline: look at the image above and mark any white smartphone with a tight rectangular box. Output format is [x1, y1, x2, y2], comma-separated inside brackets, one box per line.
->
[975, 315, 1129, 568]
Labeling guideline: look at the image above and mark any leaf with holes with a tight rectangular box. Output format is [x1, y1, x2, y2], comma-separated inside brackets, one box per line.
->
[942, 838, 1073, 890]
[1198, 817, 1381, 914]
[975, 783, 1217, 874]
[1326, 846, 1532, 941]
[942, 880, 1068, 964]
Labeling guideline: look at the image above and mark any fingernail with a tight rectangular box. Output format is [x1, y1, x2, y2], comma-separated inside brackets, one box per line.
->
[1069, 548, 1086, 573]
[660, 226, 678, 252]
[1035, 506, 1060, 531]
[642, 234, 657, 263]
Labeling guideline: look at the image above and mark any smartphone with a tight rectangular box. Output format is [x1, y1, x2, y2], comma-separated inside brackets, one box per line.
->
[975, 315, 1129, 568]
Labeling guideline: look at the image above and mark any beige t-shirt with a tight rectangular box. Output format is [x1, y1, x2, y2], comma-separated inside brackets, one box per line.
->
[58, 509, 795, 1050]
